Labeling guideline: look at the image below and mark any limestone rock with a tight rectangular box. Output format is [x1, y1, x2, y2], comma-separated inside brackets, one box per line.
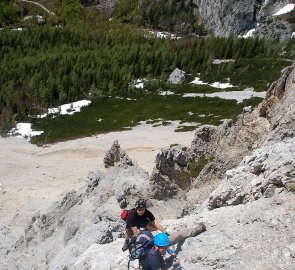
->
[63, 221, 80, 246]
[192, 0, 294, 39]
[207, 137, 295, 209]
[103, 140, 133, 168]
[90, 163, 149, 211]
[180, 193, 295, 270]
[71, 240, 127, 270]
[259, 64, 295, 142]
[193, 0, 258, 37]
[149, 147, 192, 199]
[24, 190, 83, 246]
[70, 193, 295, 270]
[49, 222, 120, 270]
[86, 170, 103, 193]
[256, 0, 295, 40]
[168, 68, 186, 84]
[190, 125, 219, 157]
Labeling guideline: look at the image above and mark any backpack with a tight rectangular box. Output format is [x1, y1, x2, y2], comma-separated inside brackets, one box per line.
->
[120, 209, 129, 221]
[128, 230, 154, 269]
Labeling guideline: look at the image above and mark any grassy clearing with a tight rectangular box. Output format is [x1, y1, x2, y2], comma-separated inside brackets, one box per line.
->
[202, 57, 291, 91]
[31, 92, 253, 145]
[175, 125, 200, 132]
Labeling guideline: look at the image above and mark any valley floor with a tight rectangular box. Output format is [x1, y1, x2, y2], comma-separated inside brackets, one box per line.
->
[0, 122, 195, 231]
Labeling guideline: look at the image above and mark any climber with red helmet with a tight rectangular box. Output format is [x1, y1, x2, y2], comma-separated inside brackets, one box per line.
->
[122, 198, 168, 252]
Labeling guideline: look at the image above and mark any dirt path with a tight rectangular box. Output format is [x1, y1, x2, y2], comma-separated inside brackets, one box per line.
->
[16, 0, 55, 15]
[0, 123, 195, 230]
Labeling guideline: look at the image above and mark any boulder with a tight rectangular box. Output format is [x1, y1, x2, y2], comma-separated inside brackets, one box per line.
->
[168, 68, 186, 84]
[149, 147, 192, 199]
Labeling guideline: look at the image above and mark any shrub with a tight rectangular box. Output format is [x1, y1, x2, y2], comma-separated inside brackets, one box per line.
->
[189, 155, 207, 177]
[287, 183, 295, 193]
[170, 143, 179, 147]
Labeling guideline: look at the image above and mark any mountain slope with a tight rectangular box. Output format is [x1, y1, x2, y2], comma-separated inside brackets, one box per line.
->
[192, 0, 295, 39]
[1, 63, 294, 270]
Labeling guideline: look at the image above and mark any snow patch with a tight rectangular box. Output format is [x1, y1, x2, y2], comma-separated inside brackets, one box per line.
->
[38, 100, 91, 118]
[212, 59, 234, 64]
[9, 123, 43, 140]
[190, 77, 207, 85]
[273, 4, 295, 16]
[242, 28, 256, 38]
[190, 76, 234, 89]
[183, 88, 266, 103]
[115, 97, 137, 101]
[210, 82, 234, 89]
[132, 79, 145, 89]
[159, 91, 174, 96]
[147, 30, 181, 40]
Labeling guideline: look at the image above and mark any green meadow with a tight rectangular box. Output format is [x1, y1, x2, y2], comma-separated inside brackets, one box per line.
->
[31, 90, 262, 145]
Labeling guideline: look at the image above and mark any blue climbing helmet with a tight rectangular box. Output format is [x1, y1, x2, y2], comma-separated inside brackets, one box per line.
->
[154, 233, 170, 247]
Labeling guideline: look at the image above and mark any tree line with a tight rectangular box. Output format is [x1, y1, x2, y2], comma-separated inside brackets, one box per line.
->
[115, 0, 202, 35]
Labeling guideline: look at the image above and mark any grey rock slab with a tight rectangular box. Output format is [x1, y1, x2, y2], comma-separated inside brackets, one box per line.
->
[179, 193, 295, 270]
[49, 222, 119, 270]
[207, 137, 295, 209]
[168, 68, 186, 84]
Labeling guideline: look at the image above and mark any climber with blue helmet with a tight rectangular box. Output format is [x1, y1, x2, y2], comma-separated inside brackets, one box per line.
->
[142, 233, 182, 270]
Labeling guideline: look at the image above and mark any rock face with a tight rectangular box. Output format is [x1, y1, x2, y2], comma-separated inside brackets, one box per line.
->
[89, 0, 294, 39]
[83, 0, 118, 15]
[192, 0, 294, 39]
[207, 137, 295, 209]
[259, 64, 295, 139]
[0, 153, 149, 270]
[256, 0, 295, 40]
[204, 63, 295, 209]
[180, 193, 295, 270]
[193, 0, 258, 36]
[152, 107, 270, 207]
[149, 64, 294, 207]
[149, 146, 193, 199]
